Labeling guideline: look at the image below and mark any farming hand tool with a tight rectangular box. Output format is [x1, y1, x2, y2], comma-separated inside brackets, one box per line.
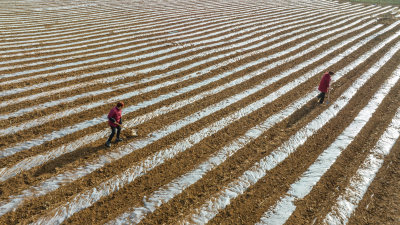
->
[326, 89, 331, 105]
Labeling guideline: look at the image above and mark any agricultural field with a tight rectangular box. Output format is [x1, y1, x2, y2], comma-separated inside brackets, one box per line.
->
[347, 0, 400, 6]
[0, 0, 400, 224]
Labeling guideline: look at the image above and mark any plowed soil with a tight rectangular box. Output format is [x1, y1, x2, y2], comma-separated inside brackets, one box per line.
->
[0, 0, 399, 224]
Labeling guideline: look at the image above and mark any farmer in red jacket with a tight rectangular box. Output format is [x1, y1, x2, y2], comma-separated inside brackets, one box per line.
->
[317, 71, 334, 104]
[105, 102, 124, 147]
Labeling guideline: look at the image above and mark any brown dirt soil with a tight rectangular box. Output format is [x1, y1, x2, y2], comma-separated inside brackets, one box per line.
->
[0, 18, 375, 205]
[0, 15, 368, 167]
[142, 31, 400, 225]
[349, 139, 400, 225]
[0, 0, 399, 224]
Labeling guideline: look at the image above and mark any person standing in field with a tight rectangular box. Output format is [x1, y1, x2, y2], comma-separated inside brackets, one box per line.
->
[317, 71, 334, 104]
[105, 101, 124, 147]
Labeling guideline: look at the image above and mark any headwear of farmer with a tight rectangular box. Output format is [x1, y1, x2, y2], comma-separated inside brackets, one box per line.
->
[117, 101, 124, 108]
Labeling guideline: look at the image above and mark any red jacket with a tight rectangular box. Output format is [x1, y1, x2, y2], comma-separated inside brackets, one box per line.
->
[108, 106, 122, 127]
[318, 72, 331, 93]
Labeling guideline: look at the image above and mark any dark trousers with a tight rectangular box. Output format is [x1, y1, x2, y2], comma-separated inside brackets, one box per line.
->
[107, 126, 121, 143]
[317, 92, 326, 104]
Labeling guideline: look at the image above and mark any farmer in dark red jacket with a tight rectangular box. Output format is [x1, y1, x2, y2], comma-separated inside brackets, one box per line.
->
[105, 102, 124, 147]
[317, 71, 334, 104]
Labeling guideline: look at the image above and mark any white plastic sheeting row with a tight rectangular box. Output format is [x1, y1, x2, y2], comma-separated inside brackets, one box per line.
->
[0, 7, 328, 107]
[0, 6, 381, 160]
[0, 6, 285, 76]
[0, 22, 380, 181]
[107, 26, 400, 225]
[0, 1, 304, 50]
[1, 9, 371, 124]
[0, 0, 397, 224]
[257, 65, 400, 225]
[0, 0, 297, 31]
[0, 7, 328, 81]
[31, 22, 400, 225]
[3, 11, 300, 70]
[0, 0, 246, 37]
[1, 3, 364, 89]
[180, 35, 400, 225]
[0, 15, 388, 220]
[1, 10, 377, 123]
[324, 105, 400, 224]
[0, 8, 388, 145]
[2, 13, 393, 220]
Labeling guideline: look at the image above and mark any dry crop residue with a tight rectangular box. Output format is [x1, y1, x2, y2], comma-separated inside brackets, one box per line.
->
[0, 0, 399, 224]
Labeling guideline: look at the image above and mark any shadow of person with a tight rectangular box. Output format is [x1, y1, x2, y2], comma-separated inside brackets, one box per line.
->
[286, 100, 319, 128]
[33, 144, 106, 177]
[33, 128, 140, 177]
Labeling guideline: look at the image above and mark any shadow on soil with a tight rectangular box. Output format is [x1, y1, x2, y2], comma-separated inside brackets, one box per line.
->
[286, 99, 320, 128]
[33, 144, 106, 177]
[33, 130, 139, 177]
